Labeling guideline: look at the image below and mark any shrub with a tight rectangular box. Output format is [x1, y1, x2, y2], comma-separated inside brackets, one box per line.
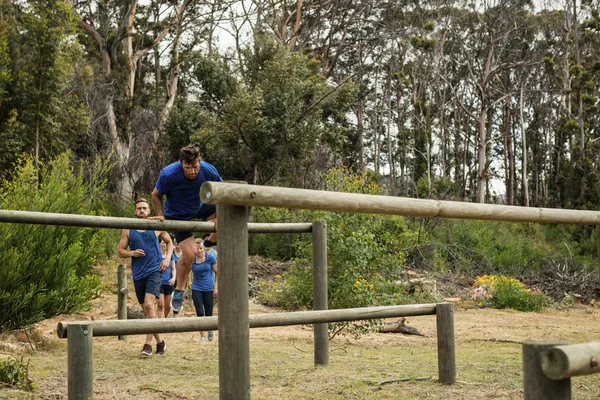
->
[261, 167, 413, 338]
[0, 153, 114, 332]
[0, 357, 35, 391]
[473, 275, 549, 312]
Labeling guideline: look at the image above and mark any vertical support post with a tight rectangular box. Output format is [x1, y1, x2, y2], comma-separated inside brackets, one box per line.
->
[436, 302, 456, 384]
[68, 323, 93, 400]
[218, 204, 250, 400]
[117, 264, 127, 341]
[312, 220, 328, 367]
[523, 341, 571, 400]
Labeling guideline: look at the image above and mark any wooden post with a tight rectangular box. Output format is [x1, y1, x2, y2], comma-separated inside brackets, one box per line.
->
[117, 265, 127, 341]
[436, 303, 456, 384]
[523, 341, 571, 400]
[217, 203, 250, 400]
[68, 323, 93, 400]
[312, 220, 328, 367]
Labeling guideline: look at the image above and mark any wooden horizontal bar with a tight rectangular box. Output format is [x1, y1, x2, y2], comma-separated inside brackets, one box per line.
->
[542, 342, 600, 380]
[0, 210, 311, 233]
[57, 304, 438, 338]
[200, 182, 600, 225]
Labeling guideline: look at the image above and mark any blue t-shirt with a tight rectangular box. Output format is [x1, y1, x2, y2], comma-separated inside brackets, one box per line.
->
[129, 230, 162, 281]
[155, 161, 222, 220]
[160, 253, 178, 286]
[191, 253, 217, 291]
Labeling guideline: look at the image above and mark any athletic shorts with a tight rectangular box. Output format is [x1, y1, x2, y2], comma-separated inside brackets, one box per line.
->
[133, 271, 161, 304]
[160, 284, 175, 296]
[172, 203, 217, 243]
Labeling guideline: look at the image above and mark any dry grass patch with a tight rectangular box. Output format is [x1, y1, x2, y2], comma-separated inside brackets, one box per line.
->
[1, 303, 600, 399]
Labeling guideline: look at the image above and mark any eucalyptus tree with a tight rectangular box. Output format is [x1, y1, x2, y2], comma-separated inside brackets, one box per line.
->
[0, 0, 89, 183]
[69, 0, 235, 201]
[191, 35, 356, 188]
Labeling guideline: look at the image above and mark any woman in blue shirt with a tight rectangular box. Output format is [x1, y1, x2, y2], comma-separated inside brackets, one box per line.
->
[191, 240, 218, 342]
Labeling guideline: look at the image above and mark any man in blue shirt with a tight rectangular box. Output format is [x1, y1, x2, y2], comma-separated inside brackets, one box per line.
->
[118, 198, 173, 356]
[151, 144, 222, 313]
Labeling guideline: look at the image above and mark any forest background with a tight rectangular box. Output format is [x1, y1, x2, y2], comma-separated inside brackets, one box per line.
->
[2, 0, 600, 333]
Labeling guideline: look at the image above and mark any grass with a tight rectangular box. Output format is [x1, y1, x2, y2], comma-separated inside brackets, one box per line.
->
[1, 301, 600, 399]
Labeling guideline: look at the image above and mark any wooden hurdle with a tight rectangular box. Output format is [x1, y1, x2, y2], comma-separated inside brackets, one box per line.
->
[58, 303, 454, 399]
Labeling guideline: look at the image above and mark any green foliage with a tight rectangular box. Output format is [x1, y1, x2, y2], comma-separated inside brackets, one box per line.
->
[191, 35, 357, 185]
[251, 206, 301, 260]
[0, 357, 35, 391]
[262, 167, 412, 337]
[0, 0, 89, 178]
[0, 152, 115, 332]
[473, 275, 549, 312]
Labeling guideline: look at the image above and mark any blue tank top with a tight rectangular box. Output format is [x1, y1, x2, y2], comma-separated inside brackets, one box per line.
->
[129, 230, 162, 281]
[191, 253, 216, 291]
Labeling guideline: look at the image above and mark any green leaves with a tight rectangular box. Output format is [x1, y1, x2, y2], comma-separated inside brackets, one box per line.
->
[0, 153, 112, 332]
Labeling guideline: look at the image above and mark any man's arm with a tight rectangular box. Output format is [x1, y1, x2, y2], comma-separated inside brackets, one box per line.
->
[151, 187, 165, 221]
[118, 229, 145, 258]
[157, 230, 173, 272]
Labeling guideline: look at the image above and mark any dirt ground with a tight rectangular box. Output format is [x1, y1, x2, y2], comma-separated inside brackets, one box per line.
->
[2, 257, 600, 399]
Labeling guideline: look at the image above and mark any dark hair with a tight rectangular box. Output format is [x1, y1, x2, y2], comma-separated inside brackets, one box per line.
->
[179, 144, 201, 164]
[135, 198, 149, 205]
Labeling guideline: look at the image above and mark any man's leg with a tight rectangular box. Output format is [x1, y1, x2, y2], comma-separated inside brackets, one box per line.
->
[203, 214, 217, 247]
[171, 235, 196, 312]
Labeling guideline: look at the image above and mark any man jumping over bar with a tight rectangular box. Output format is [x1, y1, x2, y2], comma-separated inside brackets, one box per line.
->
[151, 144, 222, 314]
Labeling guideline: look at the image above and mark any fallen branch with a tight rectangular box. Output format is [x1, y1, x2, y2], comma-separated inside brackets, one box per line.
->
[379, 318, 425, 336]
[378, 376, 431, 385]
[470, 338, 522, 344]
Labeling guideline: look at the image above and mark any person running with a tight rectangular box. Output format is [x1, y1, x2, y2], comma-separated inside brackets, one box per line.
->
[157, 240, 176, 318]
[151, 144, 222, 313]
[118, 198, 173, 356]
[191, 240, 218, 343]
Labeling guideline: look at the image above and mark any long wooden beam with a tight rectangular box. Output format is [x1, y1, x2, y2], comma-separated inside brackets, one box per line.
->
[0, 209, 311, 233]
[200, 182, 600, 225]
[57, 304, 438, 339]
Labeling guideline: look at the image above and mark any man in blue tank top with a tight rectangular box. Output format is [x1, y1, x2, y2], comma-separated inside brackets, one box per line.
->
[151, 144, 222, 313]
[118, 198, 173, 356]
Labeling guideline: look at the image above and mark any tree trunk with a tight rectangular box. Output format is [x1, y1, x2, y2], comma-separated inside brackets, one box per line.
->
[520, 86, 529, 207]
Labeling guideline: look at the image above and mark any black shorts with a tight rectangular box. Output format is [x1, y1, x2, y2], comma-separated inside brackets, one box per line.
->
[133, 271, 161, 304]
[172, 203, 217, 243]
[160, 284, 175, 296]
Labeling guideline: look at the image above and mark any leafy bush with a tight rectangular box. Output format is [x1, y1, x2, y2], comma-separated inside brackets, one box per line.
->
[0, 357, 34, 391]
[262, 167, 414, 337]
[0, 153, 114, 332]
[473, 275, 549, 312]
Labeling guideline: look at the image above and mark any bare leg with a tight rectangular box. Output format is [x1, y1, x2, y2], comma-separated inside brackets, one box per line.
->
[206, 215, 217, 243]
[142, 293, 161, 345]
[175, 236, 197, 292]
[163, 294, 172, 317]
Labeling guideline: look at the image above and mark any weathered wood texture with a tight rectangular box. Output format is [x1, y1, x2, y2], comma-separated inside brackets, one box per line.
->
[200, 182, 600, 225]
[57, 304, 438, 338]
[67, 324, 93, 400]
[312, 220, 328, 367]
[218, 204, 250, 400]
[541, 342, 600, 380]
[117, 265, 127, 341]
[523, 341, 571, 400]
[0, 209, 311, 232]
[436, 303, 456, 384]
